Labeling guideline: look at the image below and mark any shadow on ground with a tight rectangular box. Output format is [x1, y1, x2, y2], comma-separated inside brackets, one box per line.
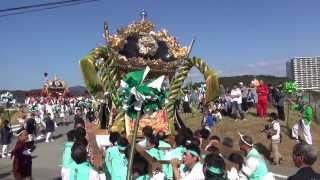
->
[0, 172, 11, 179]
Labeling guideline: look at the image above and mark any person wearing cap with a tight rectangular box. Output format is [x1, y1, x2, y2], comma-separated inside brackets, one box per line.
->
[238, 134, 274, 180]
[171, 143, 205, 180]
[291, 96, 314, 145]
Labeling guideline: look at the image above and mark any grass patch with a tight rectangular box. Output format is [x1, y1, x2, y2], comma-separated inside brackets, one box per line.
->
[181, 105, 320, 171]
[0, 108, 23, 126]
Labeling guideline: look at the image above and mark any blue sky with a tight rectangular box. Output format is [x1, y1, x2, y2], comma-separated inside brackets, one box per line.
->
[2, 0, 320, 90]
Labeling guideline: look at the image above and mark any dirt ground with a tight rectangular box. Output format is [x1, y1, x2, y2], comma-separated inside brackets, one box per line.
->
[181, 106, 320, 172]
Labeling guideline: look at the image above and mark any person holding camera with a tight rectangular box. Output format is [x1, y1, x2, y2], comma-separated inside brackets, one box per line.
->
[264, 113, 282, 165]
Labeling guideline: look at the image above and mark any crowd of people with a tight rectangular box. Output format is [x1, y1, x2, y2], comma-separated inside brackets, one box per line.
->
[0, 80, 319, 180]
[60, 124, 319, 180]
[0, 95, 95, 158]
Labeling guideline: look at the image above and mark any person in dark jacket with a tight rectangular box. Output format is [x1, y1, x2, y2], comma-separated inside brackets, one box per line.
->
[274, 86, 285, 121]
[288, 142, 320, 180]
[74, 109, 85, 128]
[86, 108, 95, 123]
[11, 129, 33, 180]
[26, 113, 36, 141]
[1, 120, 12, 158]
[45, 113, 55, 143]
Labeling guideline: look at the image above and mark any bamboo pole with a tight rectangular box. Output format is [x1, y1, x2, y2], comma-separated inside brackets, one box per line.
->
[286, 101, 290, 131]
[126, 111, 141, 180]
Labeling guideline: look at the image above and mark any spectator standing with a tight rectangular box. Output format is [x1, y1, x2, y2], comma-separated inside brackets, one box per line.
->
[11, 129, 33, 180]
[1, 120, 12, 158]
[239, 82, 249, 112]
[246, 89, 255, 108]
[86, 108, 95, 123]
[219, 84, 226, 101]
[45, 113, 55, 143]
[74, 109, 85, 128]
[274, 86, 285, 121]
[256, 80, 269, 118]
[26, 113, 37, 141]
[230, 85, 244, 120]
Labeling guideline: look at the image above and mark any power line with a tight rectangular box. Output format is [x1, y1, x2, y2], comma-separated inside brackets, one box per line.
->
[0, 0, 89, 13]
[0, 0, 100, 18]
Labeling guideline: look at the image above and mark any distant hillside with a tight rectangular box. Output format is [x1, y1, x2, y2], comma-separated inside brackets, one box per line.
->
[219, 75, 288, 88]
[0, 86, 86, 103]
[1, 75, 288, 102]
[190, 75, 288, 89]
[69, 86, 87, 95]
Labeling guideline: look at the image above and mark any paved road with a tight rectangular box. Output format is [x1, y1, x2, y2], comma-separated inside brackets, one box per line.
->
[0, 122, 72, 180]
[0, 122, 297, 180]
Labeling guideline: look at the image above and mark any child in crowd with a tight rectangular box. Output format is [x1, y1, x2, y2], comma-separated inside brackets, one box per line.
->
[212, 109, 222, 122]
[203, 110, 214, 130]
[266, 113, 282, 165]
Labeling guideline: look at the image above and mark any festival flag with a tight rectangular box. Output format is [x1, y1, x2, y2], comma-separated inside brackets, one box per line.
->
[284, 81, 298, 94]
[118, 66, 166, 119]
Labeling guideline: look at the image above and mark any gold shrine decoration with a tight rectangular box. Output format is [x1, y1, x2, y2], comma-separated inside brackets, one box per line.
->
[104, 20, 188, 59]
[80, 17, 219, 135]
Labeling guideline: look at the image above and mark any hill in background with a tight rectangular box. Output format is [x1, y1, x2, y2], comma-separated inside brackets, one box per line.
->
[0, 86, 86, 103]
[219, 75, 288, 88]
[1, 75, 287, 102]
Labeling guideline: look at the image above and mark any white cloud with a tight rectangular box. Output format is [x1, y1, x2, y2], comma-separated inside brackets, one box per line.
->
[220, 59, 287, 77]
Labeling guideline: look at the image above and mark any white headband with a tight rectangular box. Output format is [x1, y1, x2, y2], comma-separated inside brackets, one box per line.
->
[239, 132, 253, 147]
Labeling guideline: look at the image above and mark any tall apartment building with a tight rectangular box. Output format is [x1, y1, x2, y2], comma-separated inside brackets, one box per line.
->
[286, 57, 320, 90]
